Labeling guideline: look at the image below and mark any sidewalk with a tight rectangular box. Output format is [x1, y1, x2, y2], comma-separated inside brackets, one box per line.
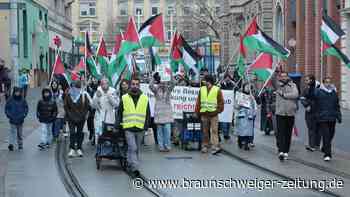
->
[222, 130, 350, 196]
[0, 88, 41, 197]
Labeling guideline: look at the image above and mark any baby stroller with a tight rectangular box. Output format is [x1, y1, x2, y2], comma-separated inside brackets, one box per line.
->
[95, 124, 127, 170]
[180, 112, 202, 151]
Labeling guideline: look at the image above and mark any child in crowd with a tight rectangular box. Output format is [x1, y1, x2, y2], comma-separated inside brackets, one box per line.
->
[36, 88, 57, 150]
[5, 87, 28, 151]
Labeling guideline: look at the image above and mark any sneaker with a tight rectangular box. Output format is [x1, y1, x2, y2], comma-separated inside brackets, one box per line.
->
[305, 146, 315, 152]
[8, 144, 14, 151]
[283, 153, 288, 160]
[278, 152, 284, 161]
[45, 143, 51, 149]
[211, 147, 221, 155]
[201, 147, 208, 153]
[18, 145, 23, 150]
[76, 149, 83, 157]
[165, 147, 171, 152]
[68, 149, 76, 157]
[324, 156, 331, 161]
[38, 143, 46, 150]
[224, 135, 231, 140]
[63, 132, 69, 137]
[248, 143, 255, 148]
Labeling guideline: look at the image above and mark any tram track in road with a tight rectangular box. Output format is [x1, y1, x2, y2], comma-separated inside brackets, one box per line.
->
[220, 149, 342, 197]
[55, 136, 169, 197]
[55, 136, 89, 197]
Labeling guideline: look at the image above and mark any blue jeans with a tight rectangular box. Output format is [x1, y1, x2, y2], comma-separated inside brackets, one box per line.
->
[157, 123, 171, 150]
[9, 124, 23, 147]
[41, 123, 53, 145]
[53, 118, 64, 138]
[125, 130, 144, 170]
[219, 122, 231, 137]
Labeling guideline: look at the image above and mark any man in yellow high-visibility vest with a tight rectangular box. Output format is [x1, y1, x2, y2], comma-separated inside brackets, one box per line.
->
[116, 77, 150, 177]
[195, 75, 224, 154]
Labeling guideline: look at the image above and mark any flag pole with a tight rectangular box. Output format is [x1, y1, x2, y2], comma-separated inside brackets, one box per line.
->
[257, 65, 277, 97]
[321, 39, 324, 82]
[49, 52, 58, 87]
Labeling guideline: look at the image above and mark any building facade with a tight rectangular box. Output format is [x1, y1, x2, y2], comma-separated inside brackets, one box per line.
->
[0, 0, 49, 87]
[341, 0, 350, 108]
[36, 0, 73, 76]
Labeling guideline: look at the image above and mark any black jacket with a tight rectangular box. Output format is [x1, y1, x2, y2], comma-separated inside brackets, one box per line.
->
[37, 88, 58, 123]
[309, 86, 341, 122]
[115, 90, 151, 132]
[5, 87, 28, 125]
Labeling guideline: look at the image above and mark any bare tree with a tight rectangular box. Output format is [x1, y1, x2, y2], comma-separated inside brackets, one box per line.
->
[186, 0, 243, 67]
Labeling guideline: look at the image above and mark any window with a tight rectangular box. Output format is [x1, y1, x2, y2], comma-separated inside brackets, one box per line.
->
[151, 7, 159, 15]
[167, 6, 175, 16]
[183, 6, 190, 16]
[80, 2, 96, 17]
[45, 14, 48, 27]
[119, 0, 128, 16]
[135, 7, 143, 16]
[199, 7, 205, 15]
[167, 30, 172, 41]
[215, 6, 220, 15]
[120, 8, 127, 16]
[23, 10, 28, 57]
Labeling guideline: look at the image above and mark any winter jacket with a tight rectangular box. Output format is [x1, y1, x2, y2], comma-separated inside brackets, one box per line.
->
[52, 89, 65, 118]
[92, 86, 119, 125]
[195, 85, 225, 117]
[5, 89, 28, 125]
[309, 84, 341, 123]
[36, 89, 58, 123]
[149, 79, 175, 124]
[234, 94, 256, 137]
[272, 76, 299, 117]
[115, 90, 151, 132]
[64, 91, 90, 124]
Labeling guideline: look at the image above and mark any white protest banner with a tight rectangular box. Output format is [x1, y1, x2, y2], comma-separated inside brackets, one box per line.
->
[140, 84, 234, 123]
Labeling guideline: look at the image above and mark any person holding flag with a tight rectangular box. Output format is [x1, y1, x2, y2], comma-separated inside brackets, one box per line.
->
[271, 71, 299, 161]
[195, 75, 224, 155]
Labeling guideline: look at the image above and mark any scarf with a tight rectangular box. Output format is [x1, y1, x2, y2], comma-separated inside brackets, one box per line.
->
[69, 87, 81, 103]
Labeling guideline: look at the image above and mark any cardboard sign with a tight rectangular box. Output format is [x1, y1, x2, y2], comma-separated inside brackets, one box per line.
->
[156, 64, 172, 81]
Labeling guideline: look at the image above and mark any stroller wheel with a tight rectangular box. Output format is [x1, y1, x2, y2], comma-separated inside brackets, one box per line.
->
[120, 158, 128, 170]
[96, 157, 102, 170]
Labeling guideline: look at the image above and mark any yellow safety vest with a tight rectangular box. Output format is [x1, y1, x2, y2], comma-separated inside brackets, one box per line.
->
[122, 94, 149, 129]
[200, 85, 220, 112]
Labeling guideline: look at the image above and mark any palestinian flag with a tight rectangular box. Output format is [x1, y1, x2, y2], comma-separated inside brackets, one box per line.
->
[321, 11, 345, 45]
[117, 17, 140, 58]
[53, 54, 65, 75]
[150, 47, 162, 66]
[139, 14, 165, 48]
[180, 35, 203, 77]
[108, 34, 125, 86]
[52, 54, 76, 84]
[247, 53, 273, 82]
[237, 35, 247, 78]
[85, 32, 101, 79]
[169, 32, 183, 73]
[75, 59, 85, 76]
[323, 43, 350, 68]
[243, 17, 290, 59]
[96, 35, 109, 76]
